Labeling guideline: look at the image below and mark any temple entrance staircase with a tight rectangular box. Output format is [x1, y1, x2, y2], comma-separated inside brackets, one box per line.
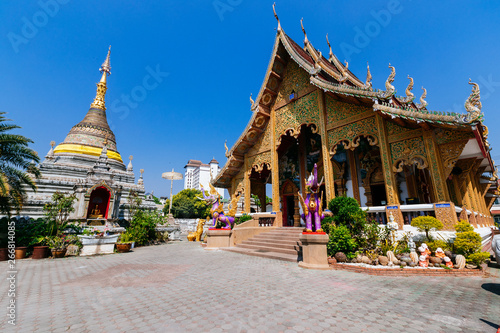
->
[222, 227, 303, 262]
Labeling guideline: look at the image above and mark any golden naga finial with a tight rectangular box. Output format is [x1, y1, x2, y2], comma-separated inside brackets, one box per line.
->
[300, 18, 308, 44]
[416, 86, 428, 109]
[90, 46, 112, 111]
[400, 75, 415, 103]
[338, 60, 349, 84]
[326, 33, 333, 60]
[272, 3, 281, 32]
[250, 93, 255, 107]
[456, 79, 483, 124]
[363, 62, 373, 90]
[377, 63, 396, 99]
[224, 140, 230, 158]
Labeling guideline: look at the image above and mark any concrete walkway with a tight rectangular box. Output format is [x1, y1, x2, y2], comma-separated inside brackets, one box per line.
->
[1, 242, 499, 332]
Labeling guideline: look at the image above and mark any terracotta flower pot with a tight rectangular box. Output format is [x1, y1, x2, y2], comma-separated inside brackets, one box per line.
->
[32, 246, 49, 259]
[51, 248, 67, 258]
[116, 243, 132, 253]
[0, 248, 8, 261]
[15, 247, 27, 259]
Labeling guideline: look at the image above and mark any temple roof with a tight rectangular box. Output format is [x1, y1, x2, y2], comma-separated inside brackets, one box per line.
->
[53, 47, 123, 163]
[212, 7, 494, 188]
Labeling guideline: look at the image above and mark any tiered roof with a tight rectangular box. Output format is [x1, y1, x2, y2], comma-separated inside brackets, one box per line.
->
[213, 5, 494, 188]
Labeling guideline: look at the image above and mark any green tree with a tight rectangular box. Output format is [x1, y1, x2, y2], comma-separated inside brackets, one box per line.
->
[251, 195, 272, 209]
[0, 112, 40, 216]
[43, 192, 77, 235]
[165, 189, 210, 219]
[410, 216, 443, 241]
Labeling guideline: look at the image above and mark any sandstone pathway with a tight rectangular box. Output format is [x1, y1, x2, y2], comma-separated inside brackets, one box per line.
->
[1, 242, 499, 332]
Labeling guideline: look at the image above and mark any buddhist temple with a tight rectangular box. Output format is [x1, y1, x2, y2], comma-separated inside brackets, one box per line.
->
[19, 47, 155, 222]
[213, 8, 499, 231]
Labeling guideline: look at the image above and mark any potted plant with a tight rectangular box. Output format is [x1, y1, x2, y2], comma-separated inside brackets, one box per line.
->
[32, 236, 50, 260]
[44, 235, 68, 258]
[116, 232, 133, 253]
[0, 217, 8, 261]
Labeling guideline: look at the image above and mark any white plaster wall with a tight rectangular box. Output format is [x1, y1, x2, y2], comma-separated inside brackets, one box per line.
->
[359, 186, 367, 206]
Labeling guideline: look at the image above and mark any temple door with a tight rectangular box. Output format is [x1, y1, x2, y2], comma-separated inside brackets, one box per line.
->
[281, 180, 299, 227]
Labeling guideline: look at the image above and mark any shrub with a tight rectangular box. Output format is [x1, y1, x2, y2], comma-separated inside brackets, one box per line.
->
[320, 216, 335, 235]
[327, 196, 367, 248]
[235, 214, 253, 225]
[127, 210, 166, 246]
[426, 239, 449, 252]
[467, 252, 490, 266]
[326, 225, 357, 259]
[454, 231, 481, 257]
[455, 220, 474, 233]
[410, 216, 443, 241]
[358, 221, 380, 253]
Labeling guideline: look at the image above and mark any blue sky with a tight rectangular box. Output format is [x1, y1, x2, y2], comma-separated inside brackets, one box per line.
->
[1, 1, 500, 197]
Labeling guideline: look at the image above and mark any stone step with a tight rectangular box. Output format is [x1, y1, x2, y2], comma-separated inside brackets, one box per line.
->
[222, 227, 304, 262]
[252, 235, 304, 242]
[242, 239, 301, 248]
[222, 246, 302, 262]
[236, 243, 300, 256]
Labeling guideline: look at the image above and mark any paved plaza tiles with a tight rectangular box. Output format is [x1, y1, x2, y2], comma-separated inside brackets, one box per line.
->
[1, 242, 499, 333]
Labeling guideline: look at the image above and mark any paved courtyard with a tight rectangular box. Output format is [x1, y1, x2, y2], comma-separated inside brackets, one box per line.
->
[1, 242, 499, 333]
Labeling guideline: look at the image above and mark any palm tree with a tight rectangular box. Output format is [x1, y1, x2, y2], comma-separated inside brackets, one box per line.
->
[0, 112, 40, 216]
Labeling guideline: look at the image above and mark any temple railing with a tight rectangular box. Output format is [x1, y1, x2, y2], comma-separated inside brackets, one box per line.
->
[362, 204, 465, 226]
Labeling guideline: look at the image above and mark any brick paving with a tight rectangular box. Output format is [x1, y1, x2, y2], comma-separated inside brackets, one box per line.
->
[1, 242, 499, 332]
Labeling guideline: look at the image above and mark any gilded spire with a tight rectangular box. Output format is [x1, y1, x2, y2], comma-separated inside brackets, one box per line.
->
[90, 46, 111, 110]
[272, 3, 281, 33]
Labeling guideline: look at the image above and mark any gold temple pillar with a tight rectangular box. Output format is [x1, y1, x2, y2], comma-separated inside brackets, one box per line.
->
[422, 130, 450, 202]
[465, 174, 479, 227]
[270, 108, 282, 225]
[375, 114, 404, 228]
[298, 132, 307, 193]
[244, 155, 251, 214]
[348, 150, 360, 204]
[317, 90, 335, 202]
[451, 177, 463, 206]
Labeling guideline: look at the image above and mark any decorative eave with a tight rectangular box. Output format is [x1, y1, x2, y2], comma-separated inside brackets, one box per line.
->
[213, 105, 270, 187]
[373, 102, 463, 125]
[310, 75, 378, 100]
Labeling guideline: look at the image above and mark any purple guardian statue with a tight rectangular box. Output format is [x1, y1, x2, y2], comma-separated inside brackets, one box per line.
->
[298, 163, 325, 232]
[198, 184, 238, 229]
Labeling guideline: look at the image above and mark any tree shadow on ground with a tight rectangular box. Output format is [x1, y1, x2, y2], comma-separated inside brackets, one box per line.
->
[481, 283, 500, 296]
[479, 318, 498, 330]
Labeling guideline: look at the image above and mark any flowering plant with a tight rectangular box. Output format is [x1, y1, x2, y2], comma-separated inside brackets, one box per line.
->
[43, 235, 68, 250]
